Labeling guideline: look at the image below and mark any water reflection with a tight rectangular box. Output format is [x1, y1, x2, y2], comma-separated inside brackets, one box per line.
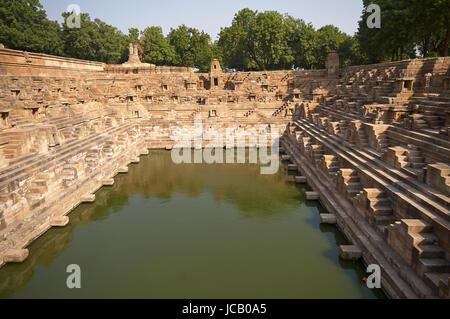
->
[0, 150, 385, 299]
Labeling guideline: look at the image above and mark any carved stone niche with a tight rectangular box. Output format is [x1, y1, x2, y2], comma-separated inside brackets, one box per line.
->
[24, 106, 41, 120]
[0, 109, 10, 128]
[209, 110, 217, 118]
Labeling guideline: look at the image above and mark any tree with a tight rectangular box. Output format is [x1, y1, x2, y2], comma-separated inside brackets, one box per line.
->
[218, 9, 293, 70]
[284, 15, 317, 69]
[411, 0, 450, 57]
[0, 0, 63, 55]
[128, 27, 140, 44]
[141, 26, 177, 65]
[250, 11, 293, 70]
[61, 12, 128, 64]
[338, 36, 365, 67]
[355, 0, 450, 63]
[167, 25, 214, 72]
[218, 8, 257, 70]
[314, 25, 351, 68]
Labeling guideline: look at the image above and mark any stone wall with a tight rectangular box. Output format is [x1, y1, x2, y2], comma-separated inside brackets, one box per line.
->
[0, 46, 449, 299]
[0, 48, 105, 77]
[282, 55, 450, 299]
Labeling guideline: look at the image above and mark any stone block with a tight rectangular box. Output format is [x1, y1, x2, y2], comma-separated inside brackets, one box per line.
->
[81, 194, 95, 203]
[50, 216, 69, 227]
[3, 249, 29, 263]
[339, 245, 362, 260]
[306, 191, 320, 200]
[400, 219, 433, 234]
[118, 166, 129, 173]
[295, 176, 307, 183]
[102, 178, 114, 186]
[320, 214, 337, 224]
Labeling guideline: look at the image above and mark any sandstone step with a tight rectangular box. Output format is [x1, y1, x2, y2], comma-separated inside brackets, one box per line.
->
[417, 259, 450, 277]
[410, 232, 440, 246]
[50, 216, 69, 227]
[320, 213, 337, 224]
[3, 249, 29, 263]
[306, 191, 320, 200]
[370, 205, 393, 216]
[295, 119, 450, 223]
[374, 215, 396, 226]
[81, 194, 95, 203]
[424, 272, 450, 295]
[401, 219, 433, 234]
[0, 124, 132, 191]
[367, 196, 391, 206]
[416, 245, 446, 259]
[294, 176, 306, 183]
[339, 245, 362, 260]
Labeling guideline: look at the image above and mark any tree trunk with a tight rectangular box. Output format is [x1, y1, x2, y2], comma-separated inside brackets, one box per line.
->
[423, 34, 431, 57]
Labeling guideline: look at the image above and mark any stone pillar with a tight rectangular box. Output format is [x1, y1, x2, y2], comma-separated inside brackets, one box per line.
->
[326, 51, 339, 77]
[209, 59, 222, 89]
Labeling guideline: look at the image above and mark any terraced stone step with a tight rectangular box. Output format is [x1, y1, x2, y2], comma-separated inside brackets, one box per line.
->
[0, 124, 133, 190]
[295, 119, 450, 221]
[416, 245, 446, 259]
[417, 259, 450, 277]
[424, 272, 450, 296]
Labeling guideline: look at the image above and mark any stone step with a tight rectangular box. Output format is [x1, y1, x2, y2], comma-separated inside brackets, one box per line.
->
[417, 259, 450, 277]
[410, 232, 439, 246]
[370, 205, 393, 216]
[32, 179, 48, 187]
[320, 214, 337, 224]
[346, 181, 362, 190]
[295, 119, 450, 221]
[339, 245, 362, 260]
[0, 124, 132, 190]
[364, 188, 387, 199]
[416, 245, 446, 259]
[374, 215, 396, 226]
[29, 186, 47, 194]
[306, 191, 320, 200]
[401, 219, 433, 234]
[424, 272, 450, 296]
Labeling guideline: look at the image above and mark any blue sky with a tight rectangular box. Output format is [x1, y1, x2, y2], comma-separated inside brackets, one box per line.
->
[40, 0, 364, 39]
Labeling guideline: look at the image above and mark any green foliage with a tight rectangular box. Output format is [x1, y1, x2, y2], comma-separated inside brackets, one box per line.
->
[218, 9, 361, 70]
[0, 0, 63, 55]
[2, 0, 448, 70]
[141, 26, 177, 66]
[128, 27, 140, 44]
[167, 25, 214, 72]
[61, 12, 128, 64]
[284, 15, 317, 69]
[356, 0, 450, 63]
[314, 25, 350, 68]
[218, 9, 293, 70]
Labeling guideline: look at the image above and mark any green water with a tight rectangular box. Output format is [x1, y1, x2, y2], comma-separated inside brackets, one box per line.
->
[0, 150, 385, 299]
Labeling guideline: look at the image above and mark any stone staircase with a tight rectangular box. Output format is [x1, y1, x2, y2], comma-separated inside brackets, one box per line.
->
[360, 188, 395, 227]
[337, 168, 363, 200]
[387, 219, 450, 297]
